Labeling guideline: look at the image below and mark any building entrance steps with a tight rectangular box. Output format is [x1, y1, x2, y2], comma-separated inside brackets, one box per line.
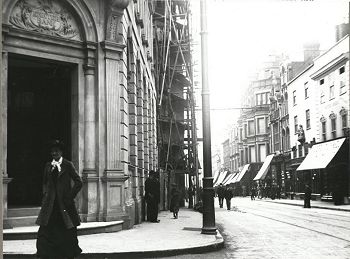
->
[4, 208, 224, 258]
[4, 220, 124, 240]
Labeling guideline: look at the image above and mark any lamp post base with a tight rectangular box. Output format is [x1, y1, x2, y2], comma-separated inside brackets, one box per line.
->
[201, 227, 217, 235]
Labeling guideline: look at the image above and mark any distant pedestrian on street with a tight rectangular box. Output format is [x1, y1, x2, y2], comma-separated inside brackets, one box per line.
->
[224, 185, 233, 210]
[304, 184, 312, 208]
[217, 183, 225, 208]
[145, 170, 160, 222]
[250, 186, 256, 200]
[36, 140, 83, 259]
[170, 183, 181, 219]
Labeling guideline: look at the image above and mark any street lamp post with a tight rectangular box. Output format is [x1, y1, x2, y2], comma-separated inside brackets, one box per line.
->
[200, 0, 216, 235]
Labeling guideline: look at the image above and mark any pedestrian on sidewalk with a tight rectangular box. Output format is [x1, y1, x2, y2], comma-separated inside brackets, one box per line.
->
[145, 170, 161, 222]
[217, 183, 225, 208]
[36, 140, 83, 259]
[224, 185, 233, 210]
[170, 183, 181, 219]
[304, 183, 312, 208]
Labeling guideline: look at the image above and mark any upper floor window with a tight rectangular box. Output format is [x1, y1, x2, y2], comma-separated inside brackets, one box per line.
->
[321, 120, 326, 141]
[320, 89, 325, 104]
[293, 90, 296, 105]
[329, 85, 335, 100]
[306, 109, 311, 129]
[257, 117, 265, 134]
[294, 116, 298, 133]
[298, 144, 303, 157]
[304, 82, 309, 99]
[331, 118, 336, 138]
[339, 66, 345, 74]
[248, 120, 255, 136]
[340, 80, 346, 95]
[255, 92, 269, 105]
[320, 78, 324, 85]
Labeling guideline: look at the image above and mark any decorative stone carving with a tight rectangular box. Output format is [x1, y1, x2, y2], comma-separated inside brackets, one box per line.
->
[339, 106, 347, 116]
[320, 115, 326, 122]
[106, 0, 129, 42]
[329, 111, 337, 120]
[10, 0, 81, 40]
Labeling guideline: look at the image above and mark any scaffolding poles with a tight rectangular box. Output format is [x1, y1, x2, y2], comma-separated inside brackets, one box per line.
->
[154, 0, 199, 206]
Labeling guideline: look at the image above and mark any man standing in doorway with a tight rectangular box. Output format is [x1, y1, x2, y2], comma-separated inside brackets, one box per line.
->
[145, 170, 160, 222]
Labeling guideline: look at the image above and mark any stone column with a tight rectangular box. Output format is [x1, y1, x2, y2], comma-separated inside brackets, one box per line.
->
[81, 60, 99, 222]
[148, 89, 153, 169]
[101, 41, 130, 227]
[1, 50, 12, 228]
[128, 54, 141, 223]
[143, 83, 149, 172]
[137, 66, 145, 220]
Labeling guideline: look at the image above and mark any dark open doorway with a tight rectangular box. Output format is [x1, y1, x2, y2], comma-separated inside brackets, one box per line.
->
[7, 54, 72, 207]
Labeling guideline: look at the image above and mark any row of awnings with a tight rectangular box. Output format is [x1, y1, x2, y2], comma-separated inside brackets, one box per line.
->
[213, 164, 250, 186]
[213, 137, 346, 186]
[254, 137, 347, 180]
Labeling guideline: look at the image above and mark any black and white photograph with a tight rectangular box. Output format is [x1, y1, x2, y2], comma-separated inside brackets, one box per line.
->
[1, 0, 350, 258]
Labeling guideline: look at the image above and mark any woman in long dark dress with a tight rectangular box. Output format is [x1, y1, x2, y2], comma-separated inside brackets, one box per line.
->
[170, 183, 181, 219]
[36, 140, 83, 259]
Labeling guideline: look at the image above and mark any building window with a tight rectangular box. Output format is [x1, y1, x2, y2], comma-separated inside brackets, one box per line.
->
[248, 120, 255, 136]
[239, 128, 243, 141]
[304, 143, 309, 156]
[320, 79, 324, 85]
[273, 123, 280, 152]
[249, 146, 256, 163]
[331, 118, 336, 138]
[298, 144, 303, 157]
[340, 80, 346, 95]
[294, 116, 298, 133]
[257, 117, 265, 134]
[329, 85, 335, 99]
[293, 90, 296, 105]
[244, 124, 247, 138]
[304, 82, 309, 99]
[321, 121, 326, 141]
[342, 114, 348, 136]
[339, 66, 345, 74]
[306, 109, 311, 129]
[258, 144, 266, 162]
[320, 90, 325, 104]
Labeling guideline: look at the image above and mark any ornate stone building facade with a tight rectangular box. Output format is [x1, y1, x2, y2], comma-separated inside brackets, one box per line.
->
[2, 0, 157, 228]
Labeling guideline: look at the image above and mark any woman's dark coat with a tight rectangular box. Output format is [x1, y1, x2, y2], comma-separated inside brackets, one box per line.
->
[36, 159, 83, 229]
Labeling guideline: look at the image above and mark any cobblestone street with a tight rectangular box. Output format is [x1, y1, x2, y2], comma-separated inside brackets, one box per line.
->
[163, 198, 350, 259]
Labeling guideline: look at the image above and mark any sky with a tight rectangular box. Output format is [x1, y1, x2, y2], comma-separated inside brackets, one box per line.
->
[191, 0, 349, 156]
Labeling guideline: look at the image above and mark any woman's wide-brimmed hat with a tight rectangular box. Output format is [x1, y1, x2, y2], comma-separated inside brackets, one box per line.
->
[49, 139, 65, 151]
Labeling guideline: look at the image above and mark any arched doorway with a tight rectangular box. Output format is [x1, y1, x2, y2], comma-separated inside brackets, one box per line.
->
[2, 0, 98, 221]
[7, 54, 74, 206]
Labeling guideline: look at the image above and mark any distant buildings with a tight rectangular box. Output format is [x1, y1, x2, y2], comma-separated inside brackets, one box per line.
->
[222, 31, 349, 204]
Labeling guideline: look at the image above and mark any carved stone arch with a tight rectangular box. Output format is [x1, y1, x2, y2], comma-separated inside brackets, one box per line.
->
[4, 0, 98, 43]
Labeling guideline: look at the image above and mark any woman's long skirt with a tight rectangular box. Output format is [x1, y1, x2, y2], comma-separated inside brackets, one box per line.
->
[36, 199, 82, 258]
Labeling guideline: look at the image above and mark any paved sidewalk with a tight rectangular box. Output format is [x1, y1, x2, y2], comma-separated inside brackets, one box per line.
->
[3, 208, 224, 258]
[261, 198, 350, 211]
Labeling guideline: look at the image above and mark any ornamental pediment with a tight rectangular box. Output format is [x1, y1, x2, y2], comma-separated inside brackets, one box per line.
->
[10, 0, 81, 40]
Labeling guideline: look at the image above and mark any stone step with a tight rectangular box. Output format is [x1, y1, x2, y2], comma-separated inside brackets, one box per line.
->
[3, 220, 124, 240]
[7, 207, 41, 217]
[4, 216, 38, 229]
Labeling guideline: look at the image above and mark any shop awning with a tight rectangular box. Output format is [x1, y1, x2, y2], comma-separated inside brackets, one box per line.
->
[297, 138, 346, 171]
[254, 154, 275, 181]
[235, 164, 250, 183]
[222, 173, 235, 185]
[214, 170, 229, 186]
[225, 172, 238, 184]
